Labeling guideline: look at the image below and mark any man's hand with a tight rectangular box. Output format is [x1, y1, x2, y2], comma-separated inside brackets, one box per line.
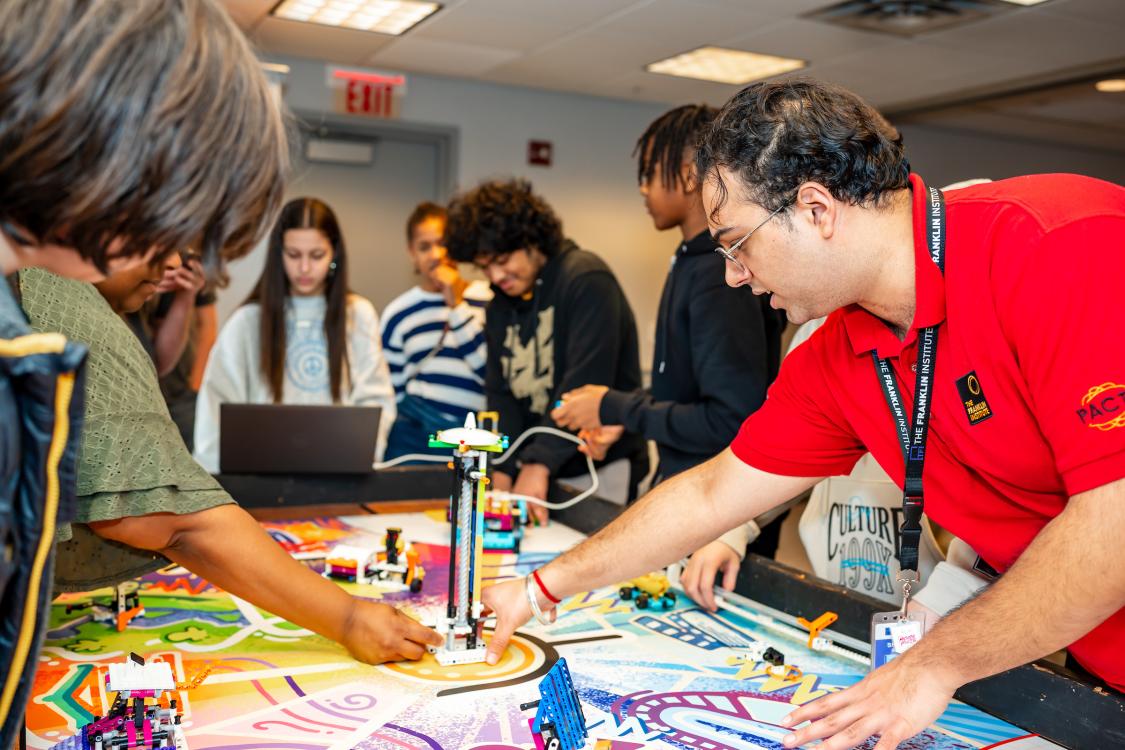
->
[578, 425, 624, 462]
[552, 384, 609, 431]
[680, 539, 741, 611]
[341, 598, 443, 664]
[780, 649, 959, 750]
[514, 463, 550, 525]
[782, 476, 1125, 749]
[481, 577, 534, 665]
[431, 262, 468, 307]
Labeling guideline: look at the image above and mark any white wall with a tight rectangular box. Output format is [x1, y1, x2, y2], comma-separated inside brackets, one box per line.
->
[219, 54, 672, 371]
[898, 123, 1125, 188]
[218, 137, 442, 323]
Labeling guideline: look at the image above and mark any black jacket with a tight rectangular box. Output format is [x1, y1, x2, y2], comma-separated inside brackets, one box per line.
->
[0, 276, 86, 750]
[600, 230, 784, 479]
[485, 241, 647, 479]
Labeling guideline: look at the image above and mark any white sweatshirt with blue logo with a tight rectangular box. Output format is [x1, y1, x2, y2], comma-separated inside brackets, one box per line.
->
[194, 293, 395, 473]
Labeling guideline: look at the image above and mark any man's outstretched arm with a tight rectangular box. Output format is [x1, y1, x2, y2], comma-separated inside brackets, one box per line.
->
[482, 448, 819, 662]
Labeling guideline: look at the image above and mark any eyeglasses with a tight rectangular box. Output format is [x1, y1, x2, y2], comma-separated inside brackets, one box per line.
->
[713, 202, 790, 271]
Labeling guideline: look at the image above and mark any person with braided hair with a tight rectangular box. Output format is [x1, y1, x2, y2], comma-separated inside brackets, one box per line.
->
[552, 104, 786, 561]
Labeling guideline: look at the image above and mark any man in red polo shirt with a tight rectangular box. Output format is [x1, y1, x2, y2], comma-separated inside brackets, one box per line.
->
[481, 79, 1125, 749]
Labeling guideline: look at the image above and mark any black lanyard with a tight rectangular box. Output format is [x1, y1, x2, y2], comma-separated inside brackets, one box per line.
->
[871, 184, 946, 575]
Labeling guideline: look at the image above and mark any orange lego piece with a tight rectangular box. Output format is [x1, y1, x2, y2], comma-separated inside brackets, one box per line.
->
[796, 611, 839, 649]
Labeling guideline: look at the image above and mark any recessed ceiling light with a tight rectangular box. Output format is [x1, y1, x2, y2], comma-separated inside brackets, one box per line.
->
[1095, 79, 1125, 93]
[646, 47, 806, 86]
[994, 0, 1052, 5]
[272, 0, 440, 36]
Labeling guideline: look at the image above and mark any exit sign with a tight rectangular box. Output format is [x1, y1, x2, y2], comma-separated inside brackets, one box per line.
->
[344, 78, 396, 117]
[328, 66, 406, 119]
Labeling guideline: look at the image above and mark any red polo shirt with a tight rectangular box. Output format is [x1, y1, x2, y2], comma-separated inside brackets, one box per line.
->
[732, 173, 1125, 689]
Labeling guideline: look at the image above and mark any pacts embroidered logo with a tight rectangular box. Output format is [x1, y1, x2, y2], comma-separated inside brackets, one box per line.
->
[1076, 382, 1125, 431]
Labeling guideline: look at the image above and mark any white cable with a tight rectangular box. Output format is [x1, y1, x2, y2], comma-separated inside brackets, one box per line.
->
[372, 425, 600, 509]
[373, 453, 449, 470]
[491, 426, 599, 509]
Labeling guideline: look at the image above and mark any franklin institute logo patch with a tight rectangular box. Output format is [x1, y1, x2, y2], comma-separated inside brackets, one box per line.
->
[1076, 382, 1125, 431]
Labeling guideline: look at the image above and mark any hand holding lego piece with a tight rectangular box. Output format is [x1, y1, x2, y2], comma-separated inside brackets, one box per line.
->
[680, 539, 742, 611]
[577, 425, 624, 462]
[551, 384, 609, 431]
[341, 599, 443, 664]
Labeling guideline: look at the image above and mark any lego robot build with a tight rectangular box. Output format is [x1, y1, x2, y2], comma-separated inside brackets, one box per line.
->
[322, 527, 425, 593]
[49, 653, 187, 750]
[618, 572, 677, 610]
[427, 413, 508, 666]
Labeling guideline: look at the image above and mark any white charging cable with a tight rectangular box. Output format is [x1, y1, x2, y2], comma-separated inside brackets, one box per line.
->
[372, 452, 448, 469]
[372, 425, 599, 509]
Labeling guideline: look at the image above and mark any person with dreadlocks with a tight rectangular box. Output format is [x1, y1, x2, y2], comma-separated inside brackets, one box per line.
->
[552, 104, 787, 564]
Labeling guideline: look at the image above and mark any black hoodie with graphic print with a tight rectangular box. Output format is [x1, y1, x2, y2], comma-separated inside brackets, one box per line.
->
[484, 240, 647, 483]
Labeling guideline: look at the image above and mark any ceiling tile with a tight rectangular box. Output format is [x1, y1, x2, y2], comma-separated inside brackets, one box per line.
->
[408, 7, 578, 51]
[726, 18, 902, 60]
[1037, 0, 1125, 29]
[253, 17, 395, 64]
[368, 37, 521, 76]
[922, 7, 1125, 64]
[814, 42, 1036, 107]
[229, 0, 1125, 150]
[458, 0, 646, 25]
[694, 0, 839, 14]
[488, 29, 677, 84]
[594, 69, 745, 106]
[597, 0, 782, 39]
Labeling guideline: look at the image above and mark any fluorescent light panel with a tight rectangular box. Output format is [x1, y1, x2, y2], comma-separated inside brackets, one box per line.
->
[272, 0, 440, 36]
[994, 0, 1052, 5]
[1095, 79, 1125, 93]
[647, 46, 805, 85]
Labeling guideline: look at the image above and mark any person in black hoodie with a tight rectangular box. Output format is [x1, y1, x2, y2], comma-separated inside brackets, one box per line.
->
[552, 104, 787, 559]
[445, 179, 648, 521]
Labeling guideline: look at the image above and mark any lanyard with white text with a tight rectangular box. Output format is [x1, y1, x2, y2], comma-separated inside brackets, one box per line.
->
[871, 184, 946, 602]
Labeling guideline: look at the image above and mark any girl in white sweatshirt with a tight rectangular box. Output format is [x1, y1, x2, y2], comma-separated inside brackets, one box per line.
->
[195, 197, 396, 473]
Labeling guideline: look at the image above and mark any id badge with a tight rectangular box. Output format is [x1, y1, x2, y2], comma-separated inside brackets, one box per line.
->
[870, 611, 925, 671]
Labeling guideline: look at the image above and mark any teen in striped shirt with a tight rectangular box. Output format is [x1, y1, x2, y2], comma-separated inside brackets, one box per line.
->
[381, 202, 491, 460]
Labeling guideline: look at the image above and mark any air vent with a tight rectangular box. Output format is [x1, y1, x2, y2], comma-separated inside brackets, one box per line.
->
[806, 0, 1015, 37]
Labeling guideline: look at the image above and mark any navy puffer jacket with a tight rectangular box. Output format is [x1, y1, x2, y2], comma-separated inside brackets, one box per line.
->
[0, 277, 86, 750]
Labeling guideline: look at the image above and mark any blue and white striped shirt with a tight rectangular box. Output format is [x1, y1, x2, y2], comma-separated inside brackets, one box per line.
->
[380, 281, 491, 418]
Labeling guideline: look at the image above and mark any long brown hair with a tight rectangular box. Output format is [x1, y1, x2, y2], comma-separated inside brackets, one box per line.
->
[0, 0, 288, 272]
[248, 198, 350, 403]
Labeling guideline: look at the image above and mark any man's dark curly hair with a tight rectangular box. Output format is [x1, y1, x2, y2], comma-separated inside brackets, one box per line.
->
[445, 178, 564, 263]
[696, 79, 910, 218]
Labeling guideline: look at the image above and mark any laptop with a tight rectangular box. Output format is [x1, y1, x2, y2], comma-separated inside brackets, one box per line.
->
[219, 404, 381, 474]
